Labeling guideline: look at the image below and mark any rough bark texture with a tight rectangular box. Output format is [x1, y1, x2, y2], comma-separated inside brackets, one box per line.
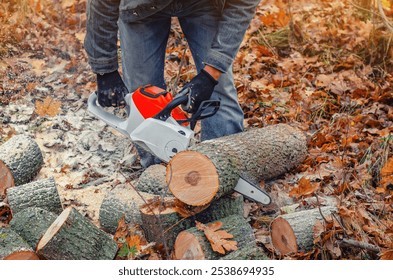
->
[168, 124, 307, 206]
[173, 214, 256, 260]
[271, 206, 337, 255]
[140, 194, 244, 250]
[36, 207, 118, 260]
[0, 226, 35, 260]
[9, 207, 57, 249]
[99, 185, 156, 234]
[0, 134, 44, 187]
[220, 243, 269, 260]
[6, 177, 63, 215]
[279, 196, 337, 215]
[136, 164, 172, 196]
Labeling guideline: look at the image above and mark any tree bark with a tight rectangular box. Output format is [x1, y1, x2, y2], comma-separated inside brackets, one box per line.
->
[220, 243, 269, 260]
[173, 214, 256, 260]
[99, 185, 157, 234]
[0, 227, 39, 260]
[279, 196, 337, 214]
[36, 207, 118, 260]
[9, 207, 57, 249]
[136, 164, 172, 196]
[270, 206, 337, 255]
[0, 135, 44, 200]
[140, 194, 244, 251]
[6, 177, 63, 215]
[167, 124, 307, 206]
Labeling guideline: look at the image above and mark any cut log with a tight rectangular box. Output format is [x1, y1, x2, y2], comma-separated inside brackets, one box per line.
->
[136, 164, 172, 196]
[36, 207, 118, 260]
[279, 196, 337, 214]
[99, 185, 157, 234]
[0, 227, 39, 260]
[173, 214, 256, 260]
[270, 206, 337, 255]
[220, 243, 269, 260]
[9, 207, 57, 249]
[0, 135, 44, 199]
[140, 194, 244, 250]
[6, 177, 63, 215]
[167, 124, 307, 206]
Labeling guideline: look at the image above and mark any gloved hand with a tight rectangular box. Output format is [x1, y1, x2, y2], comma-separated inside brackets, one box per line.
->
[179, 69, 218, 114]
[96, 71, 128, 107]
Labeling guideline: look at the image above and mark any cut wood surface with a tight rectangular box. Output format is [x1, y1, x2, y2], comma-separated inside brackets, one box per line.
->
[36, 207, 118, 260]
[136, 164, 172, 196]
[99, 185, 156, 234]
[168, 124, 307, 206]
[9, 207, 57, 249]
[0, 226, 38, 260]
[173, 214, 256, 260]
[140, 194, 244, 250]
[6, 177, 63, 215]
[270, 206, 337, 255]
[0, 135, 44, 200]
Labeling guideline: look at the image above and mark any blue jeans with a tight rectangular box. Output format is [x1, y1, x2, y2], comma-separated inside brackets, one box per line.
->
[118, 0, 244, 167]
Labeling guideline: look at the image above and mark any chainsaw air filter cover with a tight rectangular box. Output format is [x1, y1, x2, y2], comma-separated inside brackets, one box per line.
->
[132, 85, 188, 125]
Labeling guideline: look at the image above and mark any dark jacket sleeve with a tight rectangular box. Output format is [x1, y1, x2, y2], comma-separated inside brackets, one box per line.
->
[84, 0, 121, 74]
[204, 0, 261, 73]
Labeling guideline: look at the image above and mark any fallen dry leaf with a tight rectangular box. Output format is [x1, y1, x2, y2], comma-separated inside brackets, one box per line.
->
[195, 221, 238, 255]
[380, 157, 393, 192]
[35, 96, 61, 117]
[289, 177, 319, 198]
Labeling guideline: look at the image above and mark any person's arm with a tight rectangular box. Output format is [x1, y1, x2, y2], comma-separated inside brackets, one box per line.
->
[204, 0, 261, 73]
[84, 0, 121, 74]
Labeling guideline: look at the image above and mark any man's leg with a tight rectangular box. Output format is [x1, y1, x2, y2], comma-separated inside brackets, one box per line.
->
[118, 16, 171, 167]
[177, 2, 244, 141]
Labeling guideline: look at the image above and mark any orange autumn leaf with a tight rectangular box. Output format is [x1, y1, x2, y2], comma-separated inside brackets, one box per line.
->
[195, 221, 238, 255]
[289, 177, 319, 198]
[126, 235, 142, 251]
[35, 96, 61, 117]
[380, 249, 393, 260]
[380, 157, 393, 192]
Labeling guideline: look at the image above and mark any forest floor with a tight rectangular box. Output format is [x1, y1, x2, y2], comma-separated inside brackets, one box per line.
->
[0, 0, 392, 260]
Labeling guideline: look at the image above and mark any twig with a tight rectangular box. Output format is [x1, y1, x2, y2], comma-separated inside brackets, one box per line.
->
[377, 0, 393, 32]
[338, 238, 381, 253]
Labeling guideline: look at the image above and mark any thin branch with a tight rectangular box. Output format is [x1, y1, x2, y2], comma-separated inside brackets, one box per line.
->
[338, 238, 381, 253]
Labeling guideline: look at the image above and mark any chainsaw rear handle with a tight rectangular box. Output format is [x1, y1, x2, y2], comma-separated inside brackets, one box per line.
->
[87, 92, 134, 138]
[154, 93, 221, 128]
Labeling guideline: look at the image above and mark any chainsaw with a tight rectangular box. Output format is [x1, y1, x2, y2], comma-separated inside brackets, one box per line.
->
[87, 85, 271, 205]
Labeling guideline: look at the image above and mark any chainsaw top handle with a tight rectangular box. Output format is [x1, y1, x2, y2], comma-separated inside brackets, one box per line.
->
[153, 94, 220, 129]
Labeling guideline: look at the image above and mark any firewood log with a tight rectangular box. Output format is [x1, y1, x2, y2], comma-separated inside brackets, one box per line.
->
[0, 227, 39, 260]
[0, 135, 44, 200]
[9, 207, 57, 249]
[140, 194, 244, 250]
[36, 207, 118, 260]
[173, 214, 256, 260]
[167, 124, 307, 207]
[6, 177, 63, 215]
[136, 164, 172, 196]
[270, 206, 337, 255]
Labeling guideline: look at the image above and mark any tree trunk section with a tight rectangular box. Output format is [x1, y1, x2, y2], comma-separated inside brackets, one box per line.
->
[140, 194, 244, 251]
[36, 207, 118, 260]
[0, 227, 38, 260]
[99, 185, 156, 234]
[270, 206, 337, 255]
[279, 196, 337, 214]
[9, 207, 57, 249]
[173, 214, 256, 260]
[167, 124, 307, 206]
[0, 135, 44, 199]
[136, 164, 172, 196]
[220, 243, 269, 260]
[6, 177, 63, 215]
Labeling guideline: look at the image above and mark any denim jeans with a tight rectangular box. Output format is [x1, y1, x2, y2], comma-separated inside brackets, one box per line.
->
[118, 0, 244, 167]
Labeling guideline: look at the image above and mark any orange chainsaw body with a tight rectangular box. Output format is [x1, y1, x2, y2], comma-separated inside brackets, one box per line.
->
[131, 85, 188, 125]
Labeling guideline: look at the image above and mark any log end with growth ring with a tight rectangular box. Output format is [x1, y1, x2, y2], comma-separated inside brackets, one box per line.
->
[167, 151, 219, 206]
[173, 231, 205, 260]
[270, 217, 298, 255]
[3, 251, 40, 260]
[0, 161, 14, 200]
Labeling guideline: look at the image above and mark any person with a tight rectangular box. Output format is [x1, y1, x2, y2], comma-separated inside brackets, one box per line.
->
[84, 0, 261, 167]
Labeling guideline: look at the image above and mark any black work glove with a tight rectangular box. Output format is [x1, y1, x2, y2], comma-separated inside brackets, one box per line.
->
[96, 71, 128, 107]
[179, 69, 218, 114]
